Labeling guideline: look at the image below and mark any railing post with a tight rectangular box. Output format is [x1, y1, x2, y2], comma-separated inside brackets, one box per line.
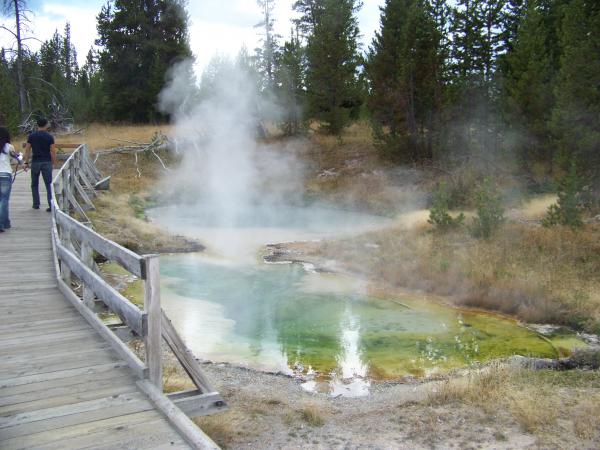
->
[61, 167, 69, 212]
[61, 168, 72, 286]
[143, 254, 162, 389]
[81, 241, 95, 309]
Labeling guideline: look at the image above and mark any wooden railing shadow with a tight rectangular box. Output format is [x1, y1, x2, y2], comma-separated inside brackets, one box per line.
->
[50, 144, 226, 447]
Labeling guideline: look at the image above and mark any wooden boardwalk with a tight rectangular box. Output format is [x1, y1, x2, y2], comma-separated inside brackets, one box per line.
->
[0, 171, 193, 449]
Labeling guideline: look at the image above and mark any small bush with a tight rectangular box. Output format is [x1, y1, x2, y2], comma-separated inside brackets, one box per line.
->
[542, 163, 584, 229]
[428, 181, 465, 231]
[470, 178, 505, 239]
[300, 404, 325, 427]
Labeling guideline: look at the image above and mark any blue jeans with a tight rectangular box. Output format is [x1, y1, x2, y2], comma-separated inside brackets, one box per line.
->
[0, 174, 12, 230]
[31, 161, 53, 208]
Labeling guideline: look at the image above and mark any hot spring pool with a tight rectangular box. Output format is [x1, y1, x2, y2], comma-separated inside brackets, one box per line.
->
[151, 204, 585, 396]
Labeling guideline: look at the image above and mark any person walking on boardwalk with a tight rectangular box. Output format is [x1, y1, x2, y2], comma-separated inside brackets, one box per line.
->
[0, 126, 20, 232]
[23, 118, 57, 212]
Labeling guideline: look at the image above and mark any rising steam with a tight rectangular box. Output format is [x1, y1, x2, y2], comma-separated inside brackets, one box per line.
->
[155, 57, 305, 258]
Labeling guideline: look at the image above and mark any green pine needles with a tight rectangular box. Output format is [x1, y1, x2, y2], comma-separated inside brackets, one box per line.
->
[542, 164, 584, 229]
[470, 178, 505, 239]
[428, 181, 465, 231]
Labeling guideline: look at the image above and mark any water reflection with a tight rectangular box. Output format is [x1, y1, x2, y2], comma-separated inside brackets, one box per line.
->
[160, 253, 561, 397]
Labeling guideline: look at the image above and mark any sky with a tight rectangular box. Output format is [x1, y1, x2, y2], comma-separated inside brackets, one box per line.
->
[1, 0, 385, 75]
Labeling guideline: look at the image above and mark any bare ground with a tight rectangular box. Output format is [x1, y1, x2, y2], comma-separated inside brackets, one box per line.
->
[186, 361, 599, 449]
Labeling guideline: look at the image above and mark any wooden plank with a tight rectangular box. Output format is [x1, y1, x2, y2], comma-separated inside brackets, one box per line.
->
[1, 308, 80, 323]
[2, 342, 112, 368]
[0, 316, 84, 333]
[74, 176, 95, 210]
[55, 143, 82, 149]
[0, 411, 166, 450]
[0, 329, 96, 350]
[77, 163, 97, 194]
[0, 351, 120, 381]
[0, 334, 107, 358]
[0, 381, 139, 417]
[95, 176, 111, 191]
[0, 321, 92, 342]
[168, 390, 228, 418]
[0, 391, 150, 429]
[0, 393, 155, 440]
[137, 380, 220, 450]
[0, 344, 115, 374]
[0, 365, 133, 398]
[57, 279, 148, 380]
[33, 419, 188, 450]
[161, 311, 215, 394]
[55, 209, 144, 277]
[0, 373, 134, 408]
[81, 240, 95, 309]
[56, 244, 146, 336]
[59, 169, 72, 284]
[67, 189, 90, 223]
[144, 255, 162, 389]
[0, 361, 129, 389]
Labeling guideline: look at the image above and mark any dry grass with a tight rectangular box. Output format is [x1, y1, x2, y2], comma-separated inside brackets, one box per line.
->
[300, 403, 326, 427]
[162, 364, 194, 393]
[310, 221, 600, 332]
[55, 123, 173, 151]
[425, 363, 574, 435]
[426, 362, 511, 409]
[193, 414, 239, 448]
[509, 393, 557, 433]
[572, 399, 600, 440]
[87, 190, 197, 254]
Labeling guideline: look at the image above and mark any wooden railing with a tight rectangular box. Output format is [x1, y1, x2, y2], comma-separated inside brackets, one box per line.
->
[50, 144, 226, 448]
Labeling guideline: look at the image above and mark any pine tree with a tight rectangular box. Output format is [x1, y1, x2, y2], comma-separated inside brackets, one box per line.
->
[255, 0, 279, 93]
[449, 0, 506, 98]
[550, 0, 600, 200]
[501, 0, 562, 166]
[0, 49, 19, 131]
[294, 0, 362, 134]
[367, 0, 443, 162]
[39, 31, 64, 88]
[62, 22, 78, 86]
[96, 0, 192, 122]
[276, 28, 305, 135]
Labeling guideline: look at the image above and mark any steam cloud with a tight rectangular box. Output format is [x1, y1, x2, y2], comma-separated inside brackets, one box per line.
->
[156, 58, 305, 258]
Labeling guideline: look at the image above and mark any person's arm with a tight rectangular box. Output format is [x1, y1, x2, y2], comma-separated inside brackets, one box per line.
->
[23, 143, 32, 171]
[8, 144, 22, 163]
[50, 144, 57, 166]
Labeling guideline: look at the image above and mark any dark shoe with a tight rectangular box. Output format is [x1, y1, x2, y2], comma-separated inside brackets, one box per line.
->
[32, 205, 39, 209]
[46, 207, 51, 212]
[0, 229, 4, 233]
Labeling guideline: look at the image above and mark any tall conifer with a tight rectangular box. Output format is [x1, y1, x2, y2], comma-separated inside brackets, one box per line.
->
[96, 0, 192, 122]
[294, 0, 362, 134]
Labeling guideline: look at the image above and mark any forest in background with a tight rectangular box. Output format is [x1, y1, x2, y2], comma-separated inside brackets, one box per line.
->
[1, 0, 599, 209]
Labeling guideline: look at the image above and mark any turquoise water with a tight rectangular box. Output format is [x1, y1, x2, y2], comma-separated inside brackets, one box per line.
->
[159, 253, 570, 396]
[153, 203, 584, 396]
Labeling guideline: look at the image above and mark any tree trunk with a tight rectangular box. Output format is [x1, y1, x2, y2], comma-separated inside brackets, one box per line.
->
[13, 0, 27, 116]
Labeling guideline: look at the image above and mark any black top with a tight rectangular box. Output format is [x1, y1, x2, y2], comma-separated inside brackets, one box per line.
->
[27, 131, 54, 162]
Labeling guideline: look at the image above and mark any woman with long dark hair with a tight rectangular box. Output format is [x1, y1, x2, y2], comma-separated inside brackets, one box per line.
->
[0, 126, 17, 232]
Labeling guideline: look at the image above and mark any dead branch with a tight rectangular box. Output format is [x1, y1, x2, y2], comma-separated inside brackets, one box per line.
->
[95, 132, 172, 178]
